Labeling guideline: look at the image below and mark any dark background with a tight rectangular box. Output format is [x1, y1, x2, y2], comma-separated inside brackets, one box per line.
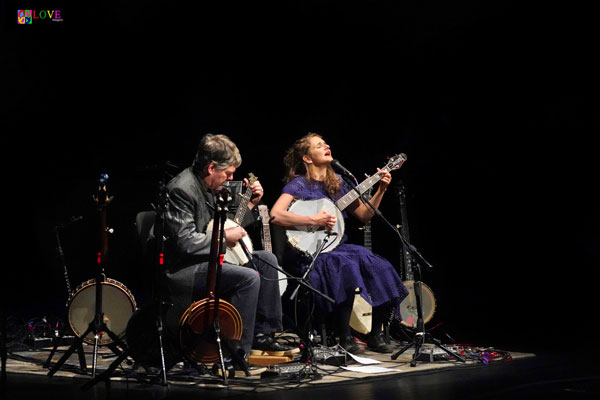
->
[3, 1, 598, 353]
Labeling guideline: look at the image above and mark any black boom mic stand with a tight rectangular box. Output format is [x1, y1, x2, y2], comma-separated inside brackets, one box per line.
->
[82, 179, 174, 391]
[48, 174, 127, 378]
[230, 202, 334, 368]
[340, 166, 466, 367]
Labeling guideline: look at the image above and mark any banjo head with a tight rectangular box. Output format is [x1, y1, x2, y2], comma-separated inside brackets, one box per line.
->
[286, 198, 344, 256]
[398, 281, 437, 328]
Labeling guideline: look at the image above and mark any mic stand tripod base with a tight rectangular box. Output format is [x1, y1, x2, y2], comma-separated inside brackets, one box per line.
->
[47, 318, 126, 378]
[391, 331, 466, 367]
[81, 348, 131, 391]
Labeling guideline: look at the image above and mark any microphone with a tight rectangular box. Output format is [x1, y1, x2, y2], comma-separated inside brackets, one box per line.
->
[218, 186, 232, 201]
[238, 239, 258, 271]
[331, 159, 356, 180]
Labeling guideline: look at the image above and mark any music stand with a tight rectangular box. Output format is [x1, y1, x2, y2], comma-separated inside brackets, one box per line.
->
[48, 174, 127, 378]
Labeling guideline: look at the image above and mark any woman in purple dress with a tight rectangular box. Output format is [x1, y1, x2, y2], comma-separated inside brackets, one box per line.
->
[271, 133, 408, 353]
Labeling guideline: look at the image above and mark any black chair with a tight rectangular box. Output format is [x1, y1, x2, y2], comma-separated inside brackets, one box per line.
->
[129, 210, 181, 376]
[135, 211, 156, 257]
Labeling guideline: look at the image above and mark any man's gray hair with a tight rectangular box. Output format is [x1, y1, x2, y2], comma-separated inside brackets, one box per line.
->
[192, 134, 242, 171]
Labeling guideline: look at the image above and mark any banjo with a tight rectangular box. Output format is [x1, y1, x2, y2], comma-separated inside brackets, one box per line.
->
[349, 188, 374, 335]
[395, 182, 436, 328]
[286, 154, 407, 256]
[206, 173, 257, 265]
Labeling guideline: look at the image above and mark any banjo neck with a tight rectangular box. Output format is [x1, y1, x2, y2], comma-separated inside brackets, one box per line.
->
[362, 188, 373, 251]
[396, 183, 414, 281]
[334, 170, 385, 211]
[257, 205, 272, 252]
[232, 173, 257, 225]
[334, 154, 406, 212]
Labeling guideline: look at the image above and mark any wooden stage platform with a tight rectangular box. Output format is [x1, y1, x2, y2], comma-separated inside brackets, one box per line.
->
[3, 336, 535, 397]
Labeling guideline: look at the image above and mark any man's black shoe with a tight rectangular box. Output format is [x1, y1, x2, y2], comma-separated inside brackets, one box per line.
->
[251, 334, 300, 357]
[211, 360, 266, 378]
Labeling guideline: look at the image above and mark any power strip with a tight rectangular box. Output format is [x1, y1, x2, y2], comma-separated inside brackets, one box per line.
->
[263, 362, 311, 377]
[24, 336, 75, 350]
[312, 346, 348, 366]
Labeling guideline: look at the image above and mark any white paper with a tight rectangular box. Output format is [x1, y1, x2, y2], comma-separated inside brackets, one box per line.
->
[341, 365, 399, 374]
[347, 353, 382, 365]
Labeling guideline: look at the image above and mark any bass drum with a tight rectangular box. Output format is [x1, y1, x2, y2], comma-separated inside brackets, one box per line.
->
[67, 278, 137, 345]
[398, 281, 436, 328]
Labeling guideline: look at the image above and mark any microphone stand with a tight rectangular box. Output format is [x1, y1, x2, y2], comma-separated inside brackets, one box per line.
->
[43, 217, 83, 369]
[340, 173, 465, 366]
[289, 235, 336, 304]
[214, 190, 232, 384]
[235, 231, 335, 305]
[149, 181, 170, 386]
[286, 235, 336, 356]
[82, 170, 179, 391]
[235, 209, 334, 371]
[48, 175, 128, 378]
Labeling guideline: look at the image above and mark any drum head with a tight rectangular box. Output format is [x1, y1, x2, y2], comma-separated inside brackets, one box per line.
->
[68, 279, 136, 345]
[286, 198, 345, 255]
[399, 281, 436, 328]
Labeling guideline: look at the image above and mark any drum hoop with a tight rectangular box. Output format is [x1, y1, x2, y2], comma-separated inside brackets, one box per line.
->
[179, 299, 243, 363]
[67, 277, 137, 345]
[285, 198, 345, 255]
[68, 278, 137, 309]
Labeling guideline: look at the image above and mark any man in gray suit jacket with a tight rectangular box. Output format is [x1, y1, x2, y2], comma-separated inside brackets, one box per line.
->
[162, 133, 293, 370]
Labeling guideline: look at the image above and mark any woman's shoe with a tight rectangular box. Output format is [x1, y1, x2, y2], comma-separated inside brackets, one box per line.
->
[366, 331, 394, 353]
[340, 336, 365, 354]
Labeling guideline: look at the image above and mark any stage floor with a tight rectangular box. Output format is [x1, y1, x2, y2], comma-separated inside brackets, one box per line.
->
[4, 337, 598, 400]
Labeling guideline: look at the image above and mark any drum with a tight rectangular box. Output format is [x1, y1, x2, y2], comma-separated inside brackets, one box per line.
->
[67, 278, 137, 345]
